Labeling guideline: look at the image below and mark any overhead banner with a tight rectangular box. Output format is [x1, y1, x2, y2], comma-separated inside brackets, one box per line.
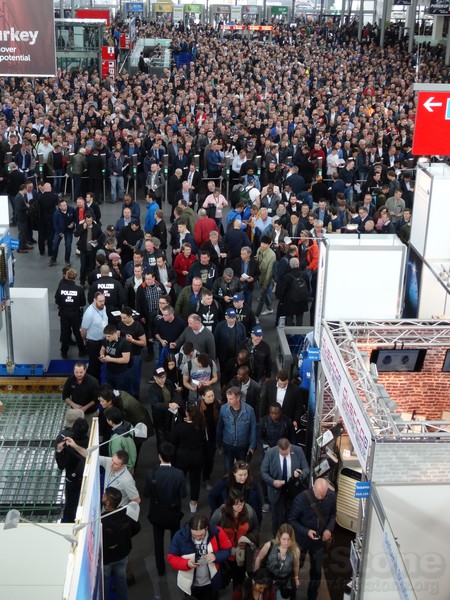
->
[0, 0, 56, 76]
[429, 0, 450, 13]
[321, 326, 373, 473]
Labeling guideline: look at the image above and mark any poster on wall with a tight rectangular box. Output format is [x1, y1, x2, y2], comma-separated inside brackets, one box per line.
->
[402, 246, 423, 318]
[321, 326, 373, 473]
[0, 0, 56, 76]
[429, 0, 450, 14]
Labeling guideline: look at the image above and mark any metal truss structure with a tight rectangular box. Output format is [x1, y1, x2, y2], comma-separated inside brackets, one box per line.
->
[323, 320, 450, 441]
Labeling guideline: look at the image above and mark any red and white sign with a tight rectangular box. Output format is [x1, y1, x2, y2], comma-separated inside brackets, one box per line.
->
[76, 9, 111, 25]
[102, 46, 116, 60]
[413, 91, 450, 155]
[119, 33, 130, 49]
[101, 60, 116, 79]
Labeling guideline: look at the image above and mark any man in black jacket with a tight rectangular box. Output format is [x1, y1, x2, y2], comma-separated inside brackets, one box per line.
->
[74, 211, 103, 286]
[260, 369, 307, 429]
[238, 326, 272, 383]
[88, 264, 126, 324]
[289, 478, 336, 600]
[54, 412, 89, 522]
[144, 441, 187, 576]
[102, 486, 141, 599]
[149, 366, 184, 447]
[54, 268, 86, 358]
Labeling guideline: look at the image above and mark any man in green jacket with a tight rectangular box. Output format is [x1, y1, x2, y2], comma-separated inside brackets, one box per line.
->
[255, 235, 276, 319]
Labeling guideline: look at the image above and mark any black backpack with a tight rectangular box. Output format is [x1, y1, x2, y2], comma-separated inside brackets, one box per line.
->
[289, 274, 308, 303]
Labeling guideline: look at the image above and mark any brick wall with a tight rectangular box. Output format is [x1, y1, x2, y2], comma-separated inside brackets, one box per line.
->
[376, 348, 450, 420]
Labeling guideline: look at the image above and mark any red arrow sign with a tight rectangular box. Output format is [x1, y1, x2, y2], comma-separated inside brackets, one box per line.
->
[413, 91, 450, 155]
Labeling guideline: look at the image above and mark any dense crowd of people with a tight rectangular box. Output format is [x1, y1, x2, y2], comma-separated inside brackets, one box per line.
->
[7, 11, 443, 600]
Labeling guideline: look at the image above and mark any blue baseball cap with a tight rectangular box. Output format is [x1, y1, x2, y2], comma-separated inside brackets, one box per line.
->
[225, 308, 237, 318]
[232, 292, 244, 302]
[252, 326, 263, 336]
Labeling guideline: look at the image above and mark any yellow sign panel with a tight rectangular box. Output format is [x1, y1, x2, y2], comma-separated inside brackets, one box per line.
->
[156, 3, 173, 12]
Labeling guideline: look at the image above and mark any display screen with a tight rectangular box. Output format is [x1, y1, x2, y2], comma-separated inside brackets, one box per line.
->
[442, 349, 450, 372]
[370, 349, 427, 372]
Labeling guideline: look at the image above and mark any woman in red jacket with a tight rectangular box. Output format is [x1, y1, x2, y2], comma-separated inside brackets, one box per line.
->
[299, 230, 320, 326]
[173, 242, 198, 288]
[210, 489, 259, 589]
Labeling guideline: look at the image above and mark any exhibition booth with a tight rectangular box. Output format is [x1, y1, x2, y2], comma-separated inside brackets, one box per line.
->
[405, 162, 450, 319]
[316, 320, 450, 600]
[0, 420, 102, 600]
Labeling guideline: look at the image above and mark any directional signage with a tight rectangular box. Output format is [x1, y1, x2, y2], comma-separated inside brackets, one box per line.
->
[355, 481, 371, 498]
[413, 91, 450, 155]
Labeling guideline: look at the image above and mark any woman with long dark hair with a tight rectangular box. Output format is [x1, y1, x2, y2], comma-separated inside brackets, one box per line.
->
[198, 386, 221, 490]
[171, 402, 206, 514]
[232, 569, 276, 600]
[209, 460, 263, 525]
[210, 489, 259, 590]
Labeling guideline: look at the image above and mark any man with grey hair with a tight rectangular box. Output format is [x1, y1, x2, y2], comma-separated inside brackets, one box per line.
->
[277, 257, 309, 326]
[173, 313, 216, 358]
[193, 207, 218, 248]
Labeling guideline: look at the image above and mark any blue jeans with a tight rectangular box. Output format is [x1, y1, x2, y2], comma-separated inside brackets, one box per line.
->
[110, 175, 124, 202]
[52, 231, 73, 262]
[105, 370, 130, 392]
[52, 169, 63, 194]
[222, 443, 248, 472]
[343, 185, 354, 203]
[104, 556, 128, 600]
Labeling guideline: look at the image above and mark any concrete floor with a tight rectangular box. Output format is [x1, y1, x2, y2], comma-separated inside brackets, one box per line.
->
[8, 193, 340, 600]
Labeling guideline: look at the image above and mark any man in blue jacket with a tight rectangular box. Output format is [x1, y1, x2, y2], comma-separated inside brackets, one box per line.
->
[216, 386, 257, 472]
[144, 192, 159, 234]
[49, 198, 76, 267]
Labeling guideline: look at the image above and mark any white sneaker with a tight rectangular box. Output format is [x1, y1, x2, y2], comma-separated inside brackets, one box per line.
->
[262, 503, 270, 513]
[260, 309, 273, 316]
[189, 501, 197, 513]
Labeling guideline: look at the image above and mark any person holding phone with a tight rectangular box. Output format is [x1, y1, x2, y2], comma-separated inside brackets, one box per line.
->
[168, 514, 232, 600]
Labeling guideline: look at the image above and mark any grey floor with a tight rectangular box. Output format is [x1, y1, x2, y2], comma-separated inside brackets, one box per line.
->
[9, 192, 332, 600]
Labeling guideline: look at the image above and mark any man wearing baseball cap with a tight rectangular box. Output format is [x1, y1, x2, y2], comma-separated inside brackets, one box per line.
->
[214, 307, 247, 373]
[232, 291, 257, 337]
[239, 326, 272, 383]
[149, 366, 184, 446]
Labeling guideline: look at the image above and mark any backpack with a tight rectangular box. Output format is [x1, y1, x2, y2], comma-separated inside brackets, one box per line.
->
[289, 274, 308, 303]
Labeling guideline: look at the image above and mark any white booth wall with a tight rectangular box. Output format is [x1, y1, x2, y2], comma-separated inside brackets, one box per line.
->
[0, 288, 51, 369]
[361, 484, 450, 600]
[314, 235, 406, 344]
[409, 163, 450, 318]
[0, 524, 76, 600]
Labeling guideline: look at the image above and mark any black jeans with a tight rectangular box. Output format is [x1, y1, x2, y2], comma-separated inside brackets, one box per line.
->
[86, 339, 103, 382]
[60, 312, 84, 355]
[152, 523, 179, 575]
[62, 477, 82, 522]
[79, 250, 96, 285]
[188, 584, 218, 600]
[300, 543, 325, 600]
